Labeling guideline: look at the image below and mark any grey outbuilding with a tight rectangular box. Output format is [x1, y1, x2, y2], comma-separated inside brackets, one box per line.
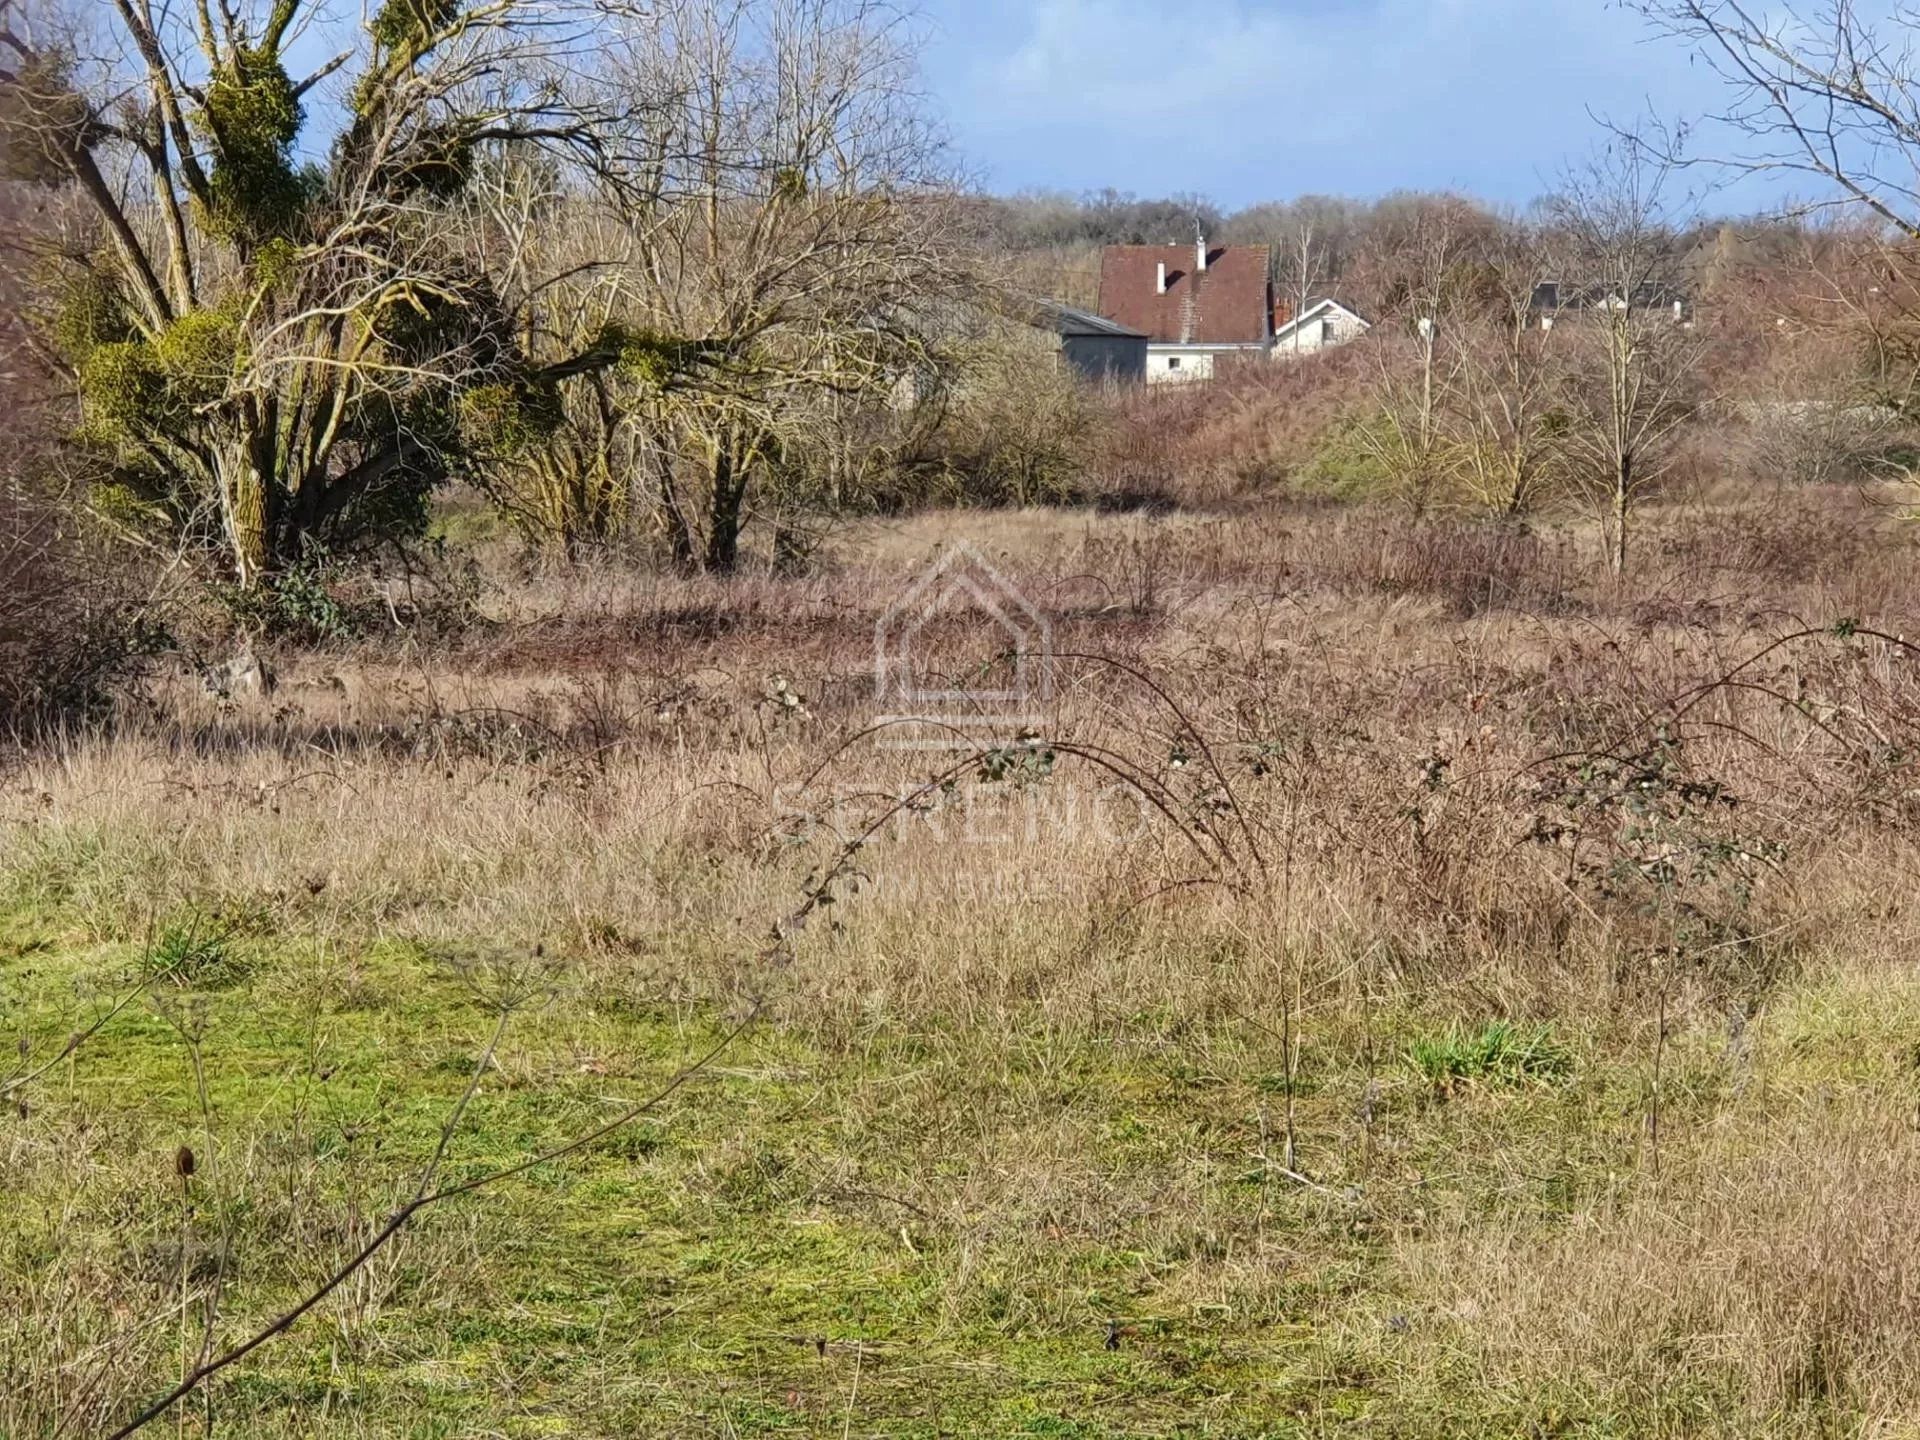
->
[1044, 304, 1148, 386]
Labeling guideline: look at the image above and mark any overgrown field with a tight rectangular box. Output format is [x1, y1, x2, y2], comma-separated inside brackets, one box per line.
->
[10, 495, 1920, 1437]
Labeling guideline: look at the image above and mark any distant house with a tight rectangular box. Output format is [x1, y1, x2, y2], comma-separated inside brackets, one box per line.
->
[1042, 304, 1149, 385]
[1272, 298, 1371, 358]
[1530, 281, 1692, 331]
[1098, 238, 1273, 383]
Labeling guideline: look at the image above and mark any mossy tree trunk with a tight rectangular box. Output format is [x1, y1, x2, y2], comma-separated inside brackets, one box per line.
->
[704, 437, 746, 574]
[3, 0, 626, 596]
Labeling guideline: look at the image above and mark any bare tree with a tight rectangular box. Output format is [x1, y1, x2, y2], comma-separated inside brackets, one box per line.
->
[1351, 203, 1479, 513]
[1548, 141, 1704, 573]
[458, 161, 662, 556]
[1274, 217, 1327, 355]
[1440, 224, 1572, 517]
[1630, 3, 1920, 473]
[1633, 0, 1920, 238]
[568, 0, 973, 573]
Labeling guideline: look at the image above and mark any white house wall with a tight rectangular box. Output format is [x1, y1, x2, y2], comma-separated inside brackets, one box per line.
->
[1146, 345, 1269, 384]
[1148, 348, 1212, 383]
[1273, 307, 1369, 360]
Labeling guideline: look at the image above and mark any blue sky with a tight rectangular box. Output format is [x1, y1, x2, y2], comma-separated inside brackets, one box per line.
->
[918, 0, 1766, 210]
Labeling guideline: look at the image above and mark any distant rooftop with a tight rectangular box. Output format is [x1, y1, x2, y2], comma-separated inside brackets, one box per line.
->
[1098, 243, 1273, 346]
[1043, 303, 1148, 340]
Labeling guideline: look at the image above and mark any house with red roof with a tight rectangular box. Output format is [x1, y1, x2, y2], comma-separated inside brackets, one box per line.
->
[1097, 237, 1273, 383]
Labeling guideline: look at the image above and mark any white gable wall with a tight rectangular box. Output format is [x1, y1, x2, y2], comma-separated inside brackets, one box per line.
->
[1273, 304, 1370, 360]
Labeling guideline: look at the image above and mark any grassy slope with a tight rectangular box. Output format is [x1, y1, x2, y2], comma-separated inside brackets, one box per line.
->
[9, 501, 1920, 1437]
[11, 884, 1920, 1436]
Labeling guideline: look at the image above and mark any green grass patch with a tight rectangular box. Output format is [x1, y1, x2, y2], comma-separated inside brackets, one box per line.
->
[0, 903, 1899, 1436]
[1405, 1020, 1574, 1094]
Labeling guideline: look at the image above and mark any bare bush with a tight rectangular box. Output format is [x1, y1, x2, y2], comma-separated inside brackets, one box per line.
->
[1103, 343, 1375, 508]
[1743, 328, 1911, 485]
[0, 467, 154, 734]
[902, 327, 1103, 509]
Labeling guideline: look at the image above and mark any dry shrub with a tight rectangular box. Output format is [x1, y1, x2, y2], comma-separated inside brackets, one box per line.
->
[1741, 324, 1917, 487]
[1283, 511, 1579, 617]
[1405, 1099, 1920, 1431]
[1746, 400, 1912, 488]
[1633, 485, 1920, 623]
[901, 334, 1104, 509]
[1653, 488, 1881, 583]
[0, 472, 154, 737]
[1098, 343, 1375, 508]
[0, 212, 154, 735]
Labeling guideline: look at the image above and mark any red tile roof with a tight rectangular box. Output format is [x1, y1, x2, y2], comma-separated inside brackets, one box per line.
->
[1097, 244, 1272, 346]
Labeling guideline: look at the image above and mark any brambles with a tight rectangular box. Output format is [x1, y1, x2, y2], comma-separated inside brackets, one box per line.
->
[214, 560, 353, 644]
[1530, 729, 1787, 994]
[14, 0, 1920, 1432]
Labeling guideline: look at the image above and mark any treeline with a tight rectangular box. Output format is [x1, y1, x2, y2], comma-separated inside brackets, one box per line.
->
[1114, 172, 1920, 550]
[980, 168, 1920, 579]
[981, 184, 1853, 319]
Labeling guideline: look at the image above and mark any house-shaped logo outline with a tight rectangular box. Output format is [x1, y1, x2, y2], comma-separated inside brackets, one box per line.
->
[874, 542, 1055, 712]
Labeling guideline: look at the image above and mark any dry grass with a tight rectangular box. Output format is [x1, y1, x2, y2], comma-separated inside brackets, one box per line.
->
[7, 492, 1920, 1435]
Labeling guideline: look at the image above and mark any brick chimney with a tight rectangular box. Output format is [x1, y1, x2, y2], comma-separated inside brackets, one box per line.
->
[1156, 261, 1167, 295]
[1196, 236, 1208, 273]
